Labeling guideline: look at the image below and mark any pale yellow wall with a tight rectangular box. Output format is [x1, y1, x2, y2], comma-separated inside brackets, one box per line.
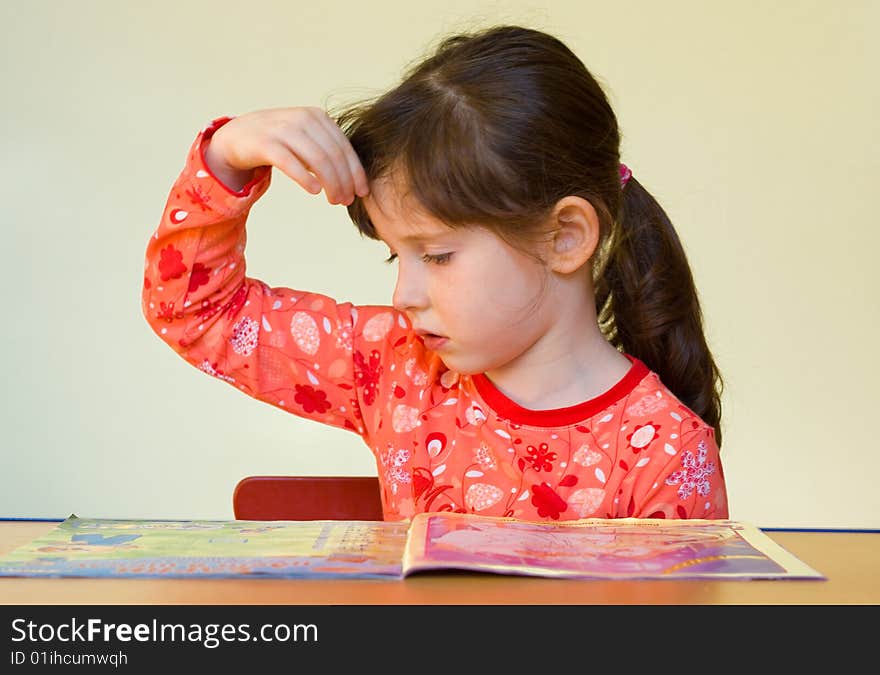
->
[1, 0, 877, 527]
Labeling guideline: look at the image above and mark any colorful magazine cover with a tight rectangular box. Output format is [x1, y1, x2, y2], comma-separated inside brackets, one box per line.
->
[404, 513, 825, 579]
[0, 515, 408, 579]
[0, 513, 824, 580]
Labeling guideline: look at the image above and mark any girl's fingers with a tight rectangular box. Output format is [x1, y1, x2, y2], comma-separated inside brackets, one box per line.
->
[281, 126, 347, 203]
[264, 146, 322, 195]
[307, 108, 356, 204]
[312, 109, 370, 199]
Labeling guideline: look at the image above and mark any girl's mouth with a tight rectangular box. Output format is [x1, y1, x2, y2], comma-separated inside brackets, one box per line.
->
[421, 334, 449, 351]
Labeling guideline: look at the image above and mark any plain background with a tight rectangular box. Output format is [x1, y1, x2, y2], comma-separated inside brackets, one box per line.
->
[1, 1, 877, 528]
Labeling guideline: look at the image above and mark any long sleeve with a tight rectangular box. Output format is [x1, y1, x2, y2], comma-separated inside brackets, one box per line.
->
[142, 116, 379, 437]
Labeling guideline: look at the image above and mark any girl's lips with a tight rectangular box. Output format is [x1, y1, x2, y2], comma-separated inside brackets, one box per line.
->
[421, 334, 449, 351]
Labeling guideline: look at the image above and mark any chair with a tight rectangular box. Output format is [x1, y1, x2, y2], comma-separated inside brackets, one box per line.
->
[232, 476, 384, 521]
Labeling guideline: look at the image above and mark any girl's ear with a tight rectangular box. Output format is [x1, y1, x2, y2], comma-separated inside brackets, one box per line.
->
[547, 196, 601, 275]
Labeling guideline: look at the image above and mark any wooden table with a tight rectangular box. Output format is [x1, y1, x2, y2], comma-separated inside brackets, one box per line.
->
[0, 520, 876, 604]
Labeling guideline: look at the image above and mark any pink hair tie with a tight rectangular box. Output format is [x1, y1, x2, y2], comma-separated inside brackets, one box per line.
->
[619, 163, 632, 188]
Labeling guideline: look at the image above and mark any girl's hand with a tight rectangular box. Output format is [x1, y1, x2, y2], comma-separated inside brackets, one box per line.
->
[203, 107, 370, 204]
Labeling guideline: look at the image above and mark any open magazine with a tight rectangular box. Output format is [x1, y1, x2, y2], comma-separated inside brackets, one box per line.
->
[0, 512, 824, 580]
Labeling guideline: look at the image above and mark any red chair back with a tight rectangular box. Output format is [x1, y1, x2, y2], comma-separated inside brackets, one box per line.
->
[233, 476, 384, 521]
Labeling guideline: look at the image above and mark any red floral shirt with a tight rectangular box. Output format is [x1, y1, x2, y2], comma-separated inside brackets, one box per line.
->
[142, 117, 729, 522]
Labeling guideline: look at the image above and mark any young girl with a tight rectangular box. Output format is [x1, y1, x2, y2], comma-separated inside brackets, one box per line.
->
[142, 25, 728, 522]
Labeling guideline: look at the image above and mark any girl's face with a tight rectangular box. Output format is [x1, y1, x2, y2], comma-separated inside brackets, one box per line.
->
[363, 176, 557, 376]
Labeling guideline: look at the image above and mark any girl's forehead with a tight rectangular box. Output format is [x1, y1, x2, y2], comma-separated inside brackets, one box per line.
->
[364, 177, 453, 242]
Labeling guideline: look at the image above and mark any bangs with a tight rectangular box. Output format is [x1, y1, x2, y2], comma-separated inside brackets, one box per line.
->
[343, 80, 537, 242]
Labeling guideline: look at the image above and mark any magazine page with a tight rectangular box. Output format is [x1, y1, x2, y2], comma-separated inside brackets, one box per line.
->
[0, 515, 409, 579]
[402, 513, 825, 580]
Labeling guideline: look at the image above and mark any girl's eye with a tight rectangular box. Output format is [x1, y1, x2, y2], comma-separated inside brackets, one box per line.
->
[422, 252, 452, 265]
[383, 252, 453, 265]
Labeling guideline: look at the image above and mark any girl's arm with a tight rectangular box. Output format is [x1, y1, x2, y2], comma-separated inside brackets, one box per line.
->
[142, 116, 382, 437]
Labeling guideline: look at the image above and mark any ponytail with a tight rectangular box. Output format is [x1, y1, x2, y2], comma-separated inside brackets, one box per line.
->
[593, 177, 724, 448]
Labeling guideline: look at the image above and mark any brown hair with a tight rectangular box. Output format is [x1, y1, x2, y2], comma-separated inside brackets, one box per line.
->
[333, 25, 724, 447]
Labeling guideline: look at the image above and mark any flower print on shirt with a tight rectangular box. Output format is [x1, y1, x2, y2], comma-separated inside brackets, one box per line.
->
[568, 487, 606, 518]
[187, 262, 212, 294]
[184, 184, 212, 212]
[194, 300, 222, 321]
[158, 245, 186, 281]
[404, 357, 428, 386]
[665, 439, 716, 500]
[465, 483, 505, 512]
[625, 392, 668, 417]
[223, 285, 248, 320]
[294, 384, 331, 415]
[198, 360, 234, 384]
[335, 318, 353, 352]
[156, 301, 183, 323]
[572, 443, 602, 467]
[464, 402, 487, 427]
[354, 349, 382, 405]
[290, 312, 320, 356]
[380, 445, 412, 496]
[531, 482, 568, 520]
[362, 312, 394, 342]
[520, 442, 557, 472]
[627, 422, 661, 453]
[391, 404, 421, 433]
[424, 432, 448, 459]
[230, 316, 259, 356]
[474, 442, 498, 471]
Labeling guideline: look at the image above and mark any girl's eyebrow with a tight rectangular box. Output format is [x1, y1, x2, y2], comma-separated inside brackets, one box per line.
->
[397, 232, 450, 243]
[376, 228, 454, 245]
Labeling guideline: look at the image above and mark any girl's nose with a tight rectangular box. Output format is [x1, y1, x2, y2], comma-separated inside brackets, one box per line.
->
[391, 263, 428, 313]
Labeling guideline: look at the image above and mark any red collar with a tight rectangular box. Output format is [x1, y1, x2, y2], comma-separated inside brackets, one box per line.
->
[471, 354, 649, 427]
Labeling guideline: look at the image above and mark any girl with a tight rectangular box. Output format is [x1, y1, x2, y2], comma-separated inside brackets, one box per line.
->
[143, 25, 728, 521]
